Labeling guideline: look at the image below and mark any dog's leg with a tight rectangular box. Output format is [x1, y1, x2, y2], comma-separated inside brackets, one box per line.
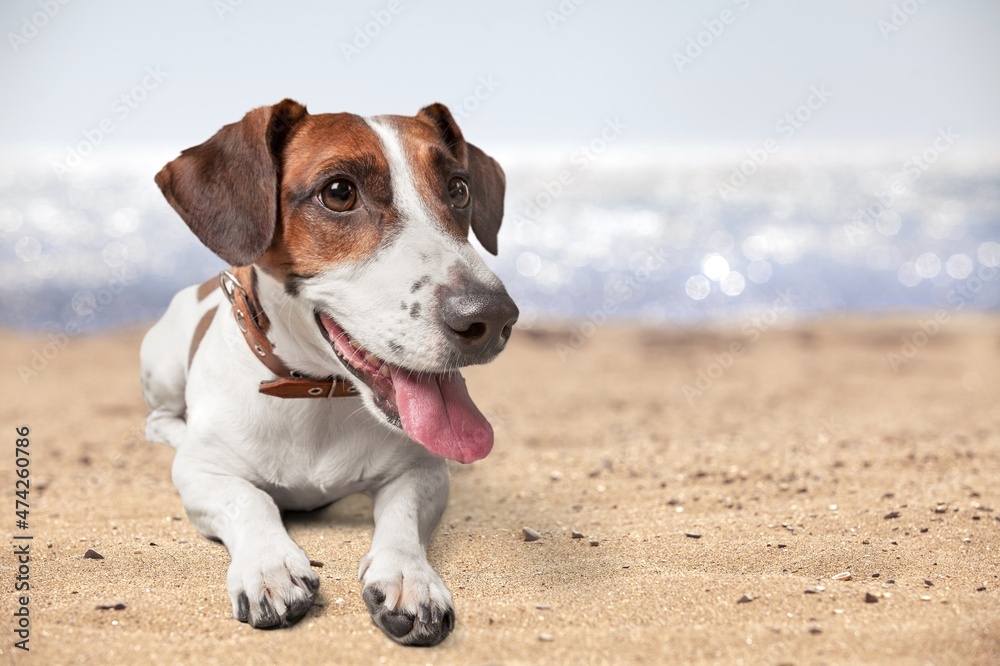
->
[140, 323, 189, 448]
[358, 458, 454, 646]
[140, 284, 207, 448]
[171, 449, 319, 628]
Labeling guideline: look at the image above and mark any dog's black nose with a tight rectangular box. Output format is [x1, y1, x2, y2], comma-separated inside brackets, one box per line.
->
[441, 284, 519, 362]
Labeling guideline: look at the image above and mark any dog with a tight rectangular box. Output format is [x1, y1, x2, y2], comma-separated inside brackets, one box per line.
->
[140, 99, 518, 646]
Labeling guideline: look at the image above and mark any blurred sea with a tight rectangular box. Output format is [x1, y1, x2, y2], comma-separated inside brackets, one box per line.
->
[1, 146, 998, 332]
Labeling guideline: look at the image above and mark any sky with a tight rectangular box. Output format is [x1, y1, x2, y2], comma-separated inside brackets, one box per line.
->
[2, 0, 999, 155]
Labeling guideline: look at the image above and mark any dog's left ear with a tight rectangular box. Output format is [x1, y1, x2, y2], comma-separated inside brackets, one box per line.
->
[155, 99, 309, 266]
[418, 103, 505, 255]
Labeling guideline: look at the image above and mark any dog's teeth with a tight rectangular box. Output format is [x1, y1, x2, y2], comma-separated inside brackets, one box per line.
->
[379, 364, 391, 377]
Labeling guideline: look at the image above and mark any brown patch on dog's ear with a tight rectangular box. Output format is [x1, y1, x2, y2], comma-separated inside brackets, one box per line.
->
[155, 99, 309, 266]
[417, 103, 505, 255]
[466, 143, 505, 255]
[417, 103, 468, 162]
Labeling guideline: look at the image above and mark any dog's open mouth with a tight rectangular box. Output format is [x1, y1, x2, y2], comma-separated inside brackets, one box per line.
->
[315, 312, 493, 464]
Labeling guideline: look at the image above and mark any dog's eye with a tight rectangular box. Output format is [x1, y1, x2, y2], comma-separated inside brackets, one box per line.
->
[448, 177, 470, 209]
[320, 179, 357, 212]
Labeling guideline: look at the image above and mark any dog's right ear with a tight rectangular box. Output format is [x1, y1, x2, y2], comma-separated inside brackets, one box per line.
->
[155, 99, 308, 266]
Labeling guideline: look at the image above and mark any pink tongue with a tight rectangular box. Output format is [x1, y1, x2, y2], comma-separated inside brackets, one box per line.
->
[391, 369, 493, 464]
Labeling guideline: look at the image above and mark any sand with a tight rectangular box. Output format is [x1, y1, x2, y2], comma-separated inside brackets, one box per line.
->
[1, 315, 998, 665]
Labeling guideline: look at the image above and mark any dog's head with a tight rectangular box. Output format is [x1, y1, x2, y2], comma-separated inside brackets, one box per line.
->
[156, 99, 518, 463]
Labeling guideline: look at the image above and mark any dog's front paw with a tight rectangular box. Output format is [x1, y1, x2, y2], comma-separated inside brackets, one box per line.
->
[358, 548, 455, 646]
[228, 541, 319, 629]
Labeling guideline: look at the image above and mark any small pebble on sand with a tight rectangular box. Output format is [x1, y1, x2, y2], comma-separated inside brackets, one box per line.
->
[539, 633, 554, 642]
[684, 532, 702, 539]
[84, 549, 104, 560]
[96, 602, 126, 611]
[571, 530, 584, 539]
[832, 571, 852, 581]
[864, 592, 879, 603]
[736, 594, 754, 604]
[522, 527, 541, 542]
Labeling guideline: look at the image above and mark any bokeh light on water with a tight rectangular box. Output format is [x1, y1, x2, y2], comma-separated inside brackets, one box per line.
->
[1, 150, 998, 331]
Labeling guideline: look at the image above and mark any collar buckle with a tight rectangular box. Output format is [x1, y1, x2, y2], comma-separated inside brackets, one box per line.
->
[219, 269, 246, 307]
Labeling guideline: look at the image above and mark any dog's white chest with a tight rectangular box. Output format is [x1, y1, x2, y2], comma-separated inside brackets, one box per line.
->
[199, 392, 416, 510]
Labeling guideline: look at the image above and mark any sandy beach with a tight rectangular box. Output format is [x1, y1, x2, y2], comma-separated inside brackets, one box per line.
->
[2, 315, 998, 665]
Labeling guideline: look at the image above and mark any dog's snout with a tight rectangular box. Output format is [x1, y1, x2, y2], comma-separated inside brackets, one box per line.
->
[442, 286, 518, 360]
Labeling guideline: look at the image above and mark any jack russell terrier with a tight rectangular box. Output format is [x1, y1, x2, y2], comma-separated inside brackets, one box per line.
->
[140, 99, 518, 646]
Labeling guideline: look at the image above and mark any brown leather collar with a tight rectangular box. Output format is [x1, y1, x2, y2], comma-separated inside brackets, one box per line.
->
[219, 266, 357, 399]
